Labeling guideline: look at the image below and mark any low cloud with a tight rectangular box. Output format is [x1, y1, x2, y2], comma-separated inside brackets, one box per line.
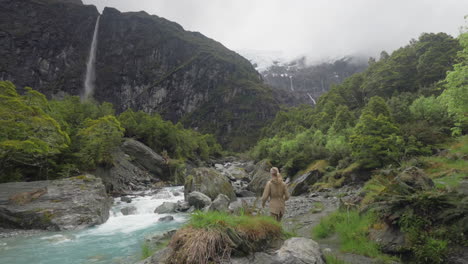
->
[83, 0, 468, 62]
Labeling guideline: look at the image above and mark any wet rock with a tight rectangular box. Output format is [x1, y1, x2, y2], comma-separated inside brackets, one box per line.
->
[121, 206, 137, 215]
[288, 170, 324, 196]
[231, 237, 324, 264]
[175, 200, 190, 212]
[94, 147, 154, 194]
[184, 167, 236, 201]
[0, 175, 111, 231]
[154, 202, 177, 214]
[187, 191, 211, 209]
[121, 196, 132, 203]
[247, 160, 272, 195]
[158, 215, 174, 222]
[209, 194, 230, 212]
[145, 229, 177, 244]
[121, 139, 167, 179]
[237, 190, 255, 197]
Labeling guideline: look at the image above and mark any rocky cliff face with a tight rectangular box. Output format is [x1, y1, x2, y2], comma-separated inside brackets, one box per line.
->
[0, 0, 98, 95]
[0, 0, 278, 150]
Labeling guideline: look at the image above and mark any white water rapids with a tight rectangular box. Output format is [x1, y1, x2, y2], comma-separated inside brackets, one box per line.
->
[0, 186, 187, 264]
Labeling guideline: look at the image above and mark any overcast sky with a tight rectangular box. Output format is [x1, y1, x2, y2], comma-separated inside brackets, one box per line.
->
[83, 0, 468, 62]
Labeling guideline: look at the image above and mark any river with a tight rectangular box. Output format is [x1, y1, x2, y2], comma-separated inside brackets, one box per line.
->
[0, 186, 186, 264]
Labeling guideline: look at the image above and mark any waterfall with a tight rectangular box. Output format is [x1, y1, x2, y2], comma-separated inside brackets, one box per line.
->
[289, 76, 295, 91]
[83, 16, 101, 100]
[307, 93, 317, 105]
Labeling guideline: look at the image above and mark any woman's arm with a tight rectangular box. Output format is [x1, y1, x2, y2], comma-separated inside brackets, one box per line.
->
[261, 181, 271, 208]
[283, 183, 290, 201]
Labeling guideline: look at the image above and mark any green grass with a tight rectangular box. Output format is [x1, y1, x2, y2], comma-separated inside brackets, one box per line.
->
[312, 210, 396, 262]
[420, 135, 468, 189]
[324, 254, 350, 264]
[188, 210, 281, 231]
[140, 241, 154, 260]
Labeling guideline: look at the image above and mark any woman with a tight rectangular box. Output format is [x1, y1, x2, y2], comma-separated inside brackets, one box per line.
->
[261, 167, 290, 221]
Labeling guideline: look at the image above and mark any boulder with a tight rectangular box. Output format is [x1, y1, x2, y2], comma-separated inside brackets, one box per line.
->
[121, 139, 167, 178]
[395, 166, 434, 191]
[209, 194, 230, 212]
[0, 175, 112, 231]
[145, 229, 177, 245]
[237, 190, 255, 197]
[225, 166, 249, 181]
[247, 160, 272, 195]
[154, 202, 177, 214]
[121, 206, 137, 215]
[231, 237, 324, 264]
[369, 223, 408, 254]
[288, 170, 323, 196]
[158, 215, 174, 222]
[94, 149, 154, 194]
[175, 200, 191, 212]
[121, 196, 132, 203]
[184, 167, 236, 201]
[187, 191, 212, 209]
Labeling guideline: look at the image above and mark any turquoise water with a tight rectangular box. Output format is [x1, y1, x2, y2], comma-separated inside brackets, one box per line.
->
[0, 187, 187, 264]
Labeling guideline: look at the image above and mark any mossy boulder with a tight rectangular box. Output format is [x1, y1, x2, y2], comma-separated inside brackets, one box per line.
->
[247, 160, 272, 195]
[184, 167, 236, 201]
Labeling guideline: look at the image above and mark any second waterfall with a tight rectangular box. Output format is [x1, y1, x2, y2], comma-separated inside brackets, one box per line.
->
[83, 15, 101, 99]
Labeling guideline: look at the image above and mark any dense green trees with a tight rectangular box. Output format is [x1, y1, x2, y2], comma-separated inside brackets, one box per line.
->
[0, 82, 222, 182]
[252, 31, 466, 177]
[0, 81, 70, 182]
[76, 116, 124, 169]
[350, 97, 402, 168]
[118, 109, 222, 161]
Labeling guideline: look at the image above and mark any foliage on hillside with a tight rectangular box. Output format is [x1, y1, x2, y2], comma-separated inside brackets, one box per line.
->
[0, 82, 222, 183]
[252, 31, 466, 177]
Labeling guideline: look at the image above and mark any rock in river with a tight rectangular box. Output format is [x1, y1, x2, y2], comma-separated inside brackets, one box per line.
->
[184, 167, 236, 201]
[187, 191, 211, 209]
[0, 175, 112, 231]
[154, 202, 177, 214]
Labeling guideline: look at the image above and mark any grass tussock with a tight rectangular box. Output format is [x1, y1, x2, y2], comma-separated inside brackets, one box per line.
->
[167, 211, 285, 264]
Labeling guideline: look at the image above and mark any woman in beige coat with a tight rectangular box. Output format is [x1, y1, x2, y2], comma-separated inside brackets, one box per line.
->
[261, 167, 290, 221]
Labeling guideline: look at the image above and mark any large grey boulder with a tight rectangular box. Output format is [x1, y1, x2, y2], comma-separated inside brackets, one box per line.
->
[209, 194, 230, 212]
[121, 206, 137, 215]
[94, 149, 154, 194]
[154, 202, 177, 214]
[288, 170, 323, 196]
[121, 139, 167, 178]
[184, 167, 236, 201]
[247, 160, 272, 195]
[231, 237, 324, 264]
[187, 191, 212, 209]
[0, 175, 112, 231]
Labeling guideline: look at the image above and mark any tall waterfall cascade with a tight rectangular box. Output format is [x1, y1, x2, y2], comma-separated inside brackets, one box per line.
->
[289, 76, 295, 92]
[83, 15, 101, 100]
